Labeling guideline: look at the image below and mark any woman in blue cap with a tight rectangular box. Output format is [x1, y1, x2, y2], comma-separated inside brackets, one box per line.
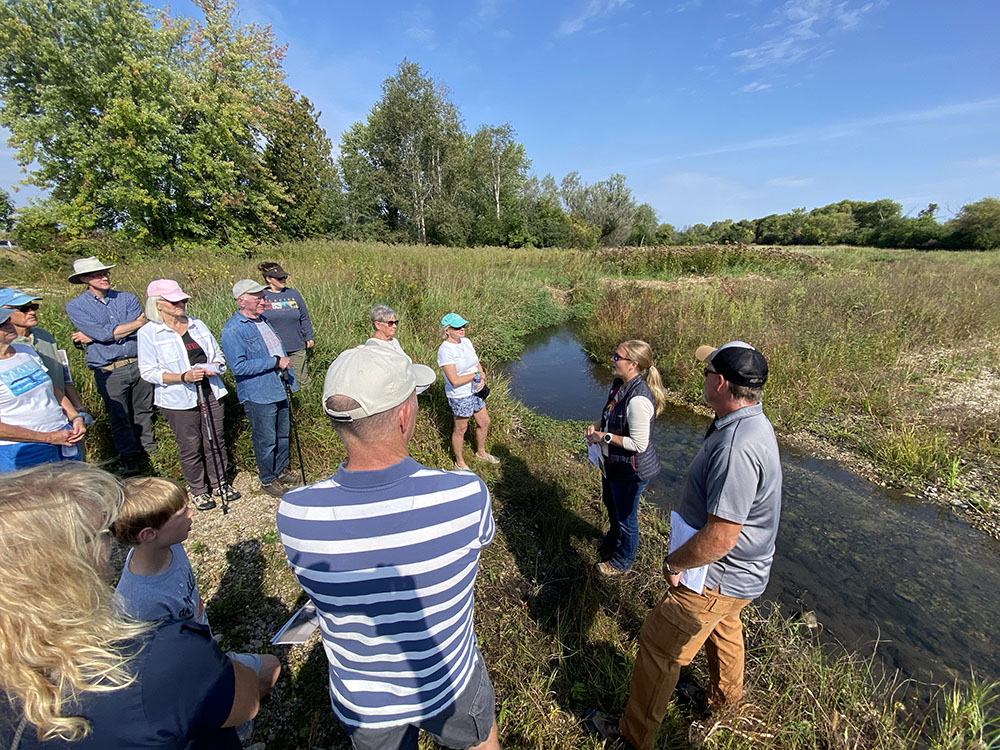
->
[0, 308, 86, 472]
[437, 313, 498, 470]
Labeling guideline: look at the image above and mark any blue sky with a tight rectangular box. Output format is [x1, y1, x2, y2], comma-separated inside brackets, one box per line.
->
[2, 0, 998, 226]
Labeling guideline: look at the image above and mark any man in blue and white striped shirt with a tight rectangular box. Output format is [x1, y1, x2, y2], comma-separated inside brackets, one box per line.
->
[277, 344, 499, 750]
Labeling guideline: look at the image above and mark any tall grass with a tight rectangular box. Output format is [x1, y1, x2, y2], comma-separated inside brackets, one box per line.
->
[581, 248, 1000, 489]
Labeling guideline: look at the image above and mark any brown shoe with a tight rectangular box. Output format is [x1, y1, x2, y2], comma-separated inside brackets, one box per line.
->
[594, 561, 627, 577]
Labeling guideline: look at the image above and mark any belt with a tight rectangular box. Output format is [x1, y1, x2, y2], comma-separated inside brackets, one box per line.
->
[96, 357, 137, 372]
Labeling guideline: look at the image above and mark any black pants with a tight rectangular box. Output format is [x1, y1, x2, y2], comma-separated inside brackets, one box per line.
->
[92, 361, 155, 456]
[160, 391, 227, 496]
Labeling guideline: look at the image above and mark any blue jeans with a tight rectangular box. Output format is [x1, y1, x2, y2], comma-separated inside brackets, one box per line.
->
[242, 399, 289, 484]
[601, 475, 649, 572]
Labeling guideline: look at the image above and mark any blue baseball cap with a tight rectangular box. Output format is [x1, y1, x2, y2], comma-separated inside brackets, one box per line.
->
[440, 312, 469, 329]
[0, 287, 42, 307]
[0, 307, 13, 325]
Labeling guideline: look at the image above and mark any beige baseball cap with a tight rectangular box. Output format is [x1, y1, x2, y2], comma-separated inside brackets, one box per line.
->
[323, 345, 436, 422]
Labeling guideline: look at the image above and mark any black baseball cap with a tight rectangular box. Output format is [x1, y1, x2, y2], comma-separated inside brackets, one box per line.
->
[695, 341, 768, 387]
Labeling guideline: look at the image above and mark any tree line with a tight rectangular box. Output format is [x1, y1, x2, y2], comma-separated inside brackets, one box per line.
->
[1, 0, 997, 253]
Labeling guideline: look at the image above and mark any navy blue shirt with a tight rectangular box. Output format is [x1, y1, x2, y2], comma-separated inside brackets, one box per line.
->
[64, 290, 142, 368]
[261, 287, 314, 353]
[0, 621, 240, 749]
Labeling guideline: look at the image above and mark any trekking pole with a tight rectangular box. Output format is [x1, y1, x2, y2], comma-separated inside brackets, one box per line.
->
[281, 370, 307, 486]
[196, 375, 230, 515]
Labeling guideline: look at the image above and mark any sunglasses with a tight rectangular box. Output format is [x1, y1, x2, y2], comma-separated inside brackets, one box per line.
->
[703, 367, 719, 377]
[612, 352, 631, 362]
[15, 303, 40, 312]
[380, 320, 399, 326]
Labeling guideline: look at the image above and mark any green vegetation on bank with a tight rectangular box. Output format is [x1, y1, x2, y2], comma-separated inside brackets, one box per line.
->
[8, 240, 1000, 748]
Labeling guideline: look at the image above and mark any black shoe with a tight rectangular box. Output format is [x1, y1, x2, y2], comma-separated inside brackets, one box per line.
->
[583, 709, 629, 746]
[191, 492, 217, 511]
[259, 481, 286, 498]
[278, 470, 301, 487]
[120, 454, 143, 478]
[214, 484, 242, 502]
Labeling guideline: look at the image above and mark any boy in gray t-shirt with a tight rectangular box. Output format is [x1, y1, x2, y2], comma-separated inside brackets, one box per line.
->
[112, 476, 281, 736]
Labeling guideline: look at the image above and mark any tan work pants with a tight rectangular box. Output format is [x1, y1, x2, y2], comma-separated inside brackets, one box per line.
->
[620, 585, 752, 750]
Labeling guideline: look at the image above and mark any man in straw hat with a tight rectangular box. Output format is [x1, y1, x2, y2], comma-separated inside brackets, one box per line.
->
[586, 341, 782, 750]
[64, 256, 155, 474]
[276, 345, 500, 750]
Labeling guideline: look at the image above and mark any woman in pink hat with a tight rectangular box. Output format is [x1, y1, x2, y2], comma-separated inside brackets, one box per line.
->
[137, 280, 238, 510]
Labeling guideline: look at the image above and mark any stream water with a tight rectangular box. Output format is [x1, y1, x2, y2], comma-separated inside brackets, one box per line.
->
[504, 326, 1000, 685]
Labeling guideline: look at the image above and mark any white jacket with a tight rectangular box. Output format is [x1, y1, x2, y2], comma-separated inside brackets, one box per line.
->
[138, 318, 228, 409]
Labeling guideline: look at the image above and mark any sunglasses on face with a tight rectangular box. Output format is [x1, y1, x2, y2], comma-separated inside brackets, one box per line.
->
[380, 320, 398, 326]
[15, 304, 40, 312]
[612, 352, 630, 362]
[703, 367, 719, 377]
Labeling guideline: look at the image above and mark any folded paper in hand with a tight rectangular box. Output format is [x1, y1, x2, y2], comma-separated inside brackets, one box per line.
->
[669, 511, 709, 594]
[587, 442, 603, 468]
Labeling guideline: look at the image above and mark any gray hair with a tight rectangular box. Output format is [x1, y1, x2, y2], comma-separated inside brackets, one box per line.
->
[727, 381, 763, 404]
[371, 304, 396, 325]
[145, 296, 164, 324]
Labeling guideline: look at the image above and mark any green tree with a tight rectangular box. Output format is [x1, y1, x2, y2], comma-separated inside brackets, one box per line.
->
[0, 189, 14, 231]
[264, 89, 342, 238]
[0, 0, 288, 247]
[338, 60, 464, 244]
[628, 203, 658, 246]
[654, 222, 675, 245]
[947, 197, 1000, 250]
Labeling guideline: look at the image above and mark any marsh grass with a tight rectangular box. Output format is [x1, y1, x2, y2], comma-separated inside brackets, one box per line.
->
[582, 248, 1000, 493]
[8, 240, 997, 748]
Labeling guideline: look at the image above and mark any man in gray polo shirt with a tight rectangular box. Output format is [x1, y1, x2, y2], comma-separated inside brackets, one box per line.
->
[586, 341, 782, 750]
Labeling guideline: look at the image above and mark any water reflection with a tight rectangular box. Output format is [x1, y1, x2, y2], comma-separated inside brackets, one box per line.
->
[505, 326, 1000, 684]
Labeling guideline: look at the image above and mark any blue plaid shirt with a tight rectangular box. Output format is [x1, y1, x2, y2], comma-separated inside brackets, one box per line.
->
[64, 289, 143, 368]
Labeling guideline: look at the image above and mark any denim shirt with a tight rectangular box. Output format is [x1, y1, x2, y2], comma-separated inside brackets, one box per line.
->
[220, 311, 297, 404]
[64, 289, 142, 368]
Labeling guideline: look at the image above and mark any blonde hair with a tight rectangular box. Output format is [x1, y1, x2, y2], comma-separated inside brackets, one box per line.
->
[0, 463, 150, 742]
[145, 295, 164, 323]
[113, 477, 188, 546]
[620, 339, 667, 416]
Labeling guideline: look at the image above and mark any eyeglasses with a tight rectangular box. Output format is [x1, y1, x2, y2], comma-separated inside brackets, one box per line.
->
[703, 367, 719, 377]
[612, 352, 631, 362]
[15, 303, 39, 312]
[380, 320, 398, 326]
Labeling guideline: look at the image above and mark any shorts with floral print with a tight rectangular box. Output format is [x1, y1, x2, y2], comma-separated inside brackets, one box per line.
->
[448, 394, 486, 418]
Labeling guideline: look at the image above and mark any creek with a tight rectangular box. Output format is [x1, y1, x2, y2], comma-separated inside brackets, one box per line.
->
[504, 326, 1000, 685]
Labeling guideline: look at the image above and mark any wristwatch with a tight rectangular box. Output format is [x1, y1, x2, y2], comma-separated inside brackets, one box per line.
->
[603, 433, 612, 445]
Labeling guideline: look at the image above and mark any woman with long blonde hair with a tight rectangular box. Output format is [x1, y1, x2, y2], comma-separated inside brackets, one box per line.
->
[585, 339, 667, 576]
[0, 463, 259, 748]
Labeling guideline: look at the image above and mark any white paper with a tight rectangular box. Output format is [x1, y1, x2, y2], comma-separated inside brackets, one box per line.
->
[196, 363, 221, 375]
[669, 511, 709, 593]
[270, 602, 319, 645]
[587, 442, 603, 467]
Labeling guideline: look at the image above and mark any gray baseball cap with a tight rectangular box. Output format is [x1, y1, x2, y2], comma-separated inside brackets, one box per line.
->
[232, 279, 267, 299]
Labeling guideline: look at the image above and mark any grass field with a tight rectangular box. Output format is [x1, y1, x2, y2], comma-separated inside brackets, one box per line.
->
[9, 240, 1000, 748]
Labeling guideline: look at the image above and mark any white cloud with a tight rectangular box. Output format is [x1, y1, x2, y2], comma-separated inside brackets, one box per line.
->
[399, 8, 436, 48]
[741, 81, 773, 93]
[557, 0, 629, 36]
[730, 0, 876, 71]
[665, 97, 1000, 161]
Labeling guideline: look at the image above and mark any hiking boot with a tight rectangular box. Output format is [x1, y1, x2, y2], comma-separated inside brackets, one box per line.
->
[191, 493, 217, 511]
[120, 453, 143, 478]
[259, 481, 286, 498]
[594, 561, 627, 577]
[214, 484, 241, 502]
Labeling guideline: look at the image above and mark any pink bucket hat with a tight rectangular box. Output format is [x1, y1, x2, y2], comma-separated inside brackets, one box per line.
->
[146, 279, 190, 302]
